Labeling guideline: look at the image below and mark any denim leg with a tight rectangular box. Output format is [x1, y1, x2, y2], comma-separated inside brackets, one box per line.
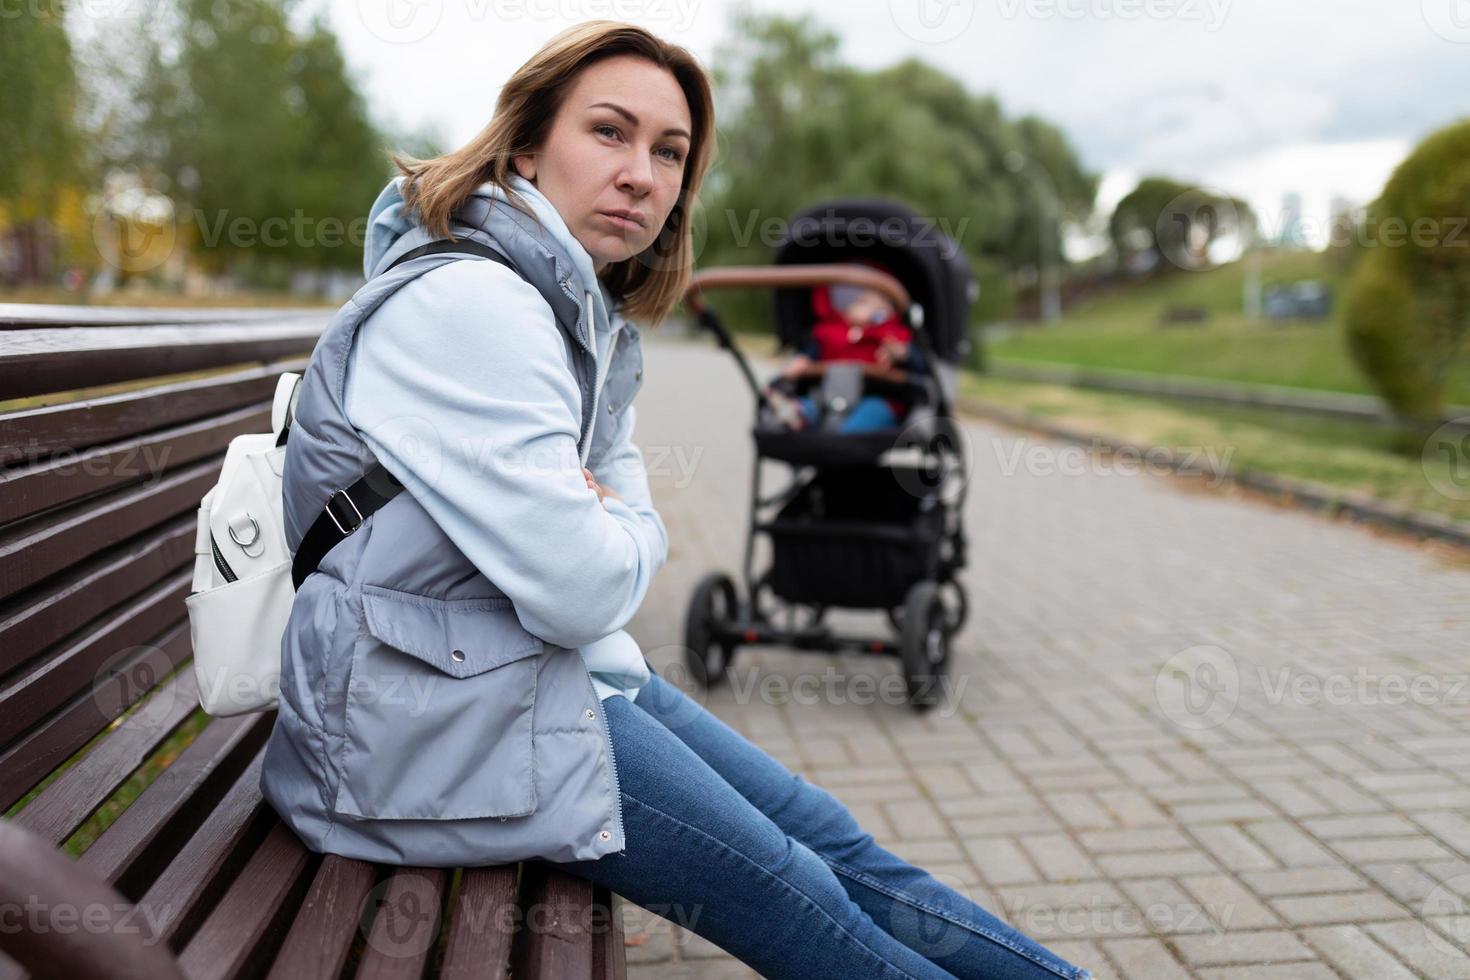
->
[544, 692, 962, 980]
[628, 672, 1092, 980]
[838, 395, 897, 433]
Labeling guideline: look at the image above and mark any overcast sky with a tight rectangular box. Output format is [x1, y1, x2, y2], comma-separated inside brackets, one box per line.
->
[317, 0, 1470, 247]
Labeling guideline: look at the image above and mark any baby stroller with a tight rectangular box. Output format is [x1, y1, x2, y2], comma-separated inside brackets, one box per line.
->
[681, 198, 977, 711]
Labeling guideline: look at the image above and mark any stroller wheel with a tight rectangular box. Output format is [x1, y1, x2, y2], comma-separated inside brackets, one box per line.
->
[899, 581, 951, 712]
[684, 572, 739, 688]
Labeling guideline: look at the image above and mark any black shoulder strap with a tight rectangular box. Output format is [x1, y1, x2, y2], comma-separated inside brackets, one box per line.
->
[289, 239, 518, 591]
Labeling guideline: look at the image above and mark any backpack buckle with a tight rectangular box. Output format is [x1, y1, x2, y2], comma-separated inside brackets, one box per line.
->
[325, 489, 364, 535]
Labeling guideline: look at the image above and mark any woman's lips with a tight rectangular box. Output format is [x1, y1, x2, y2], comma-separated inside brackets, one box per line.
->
[600, 211, 642, 230]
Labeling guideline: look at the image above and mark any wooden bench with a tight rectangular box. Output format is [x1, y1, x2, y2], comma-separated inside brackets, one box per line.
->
[0, 304, 626, 980]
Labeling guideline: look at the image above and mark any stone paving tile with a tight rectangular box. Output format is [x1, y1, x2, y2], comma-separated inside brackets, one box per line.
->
[620, 339, 1470, 978]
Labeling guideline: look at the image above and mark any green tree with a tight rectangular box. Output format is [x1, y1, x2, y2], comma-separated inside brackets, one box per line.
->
[1344, 118, 1470, 427]
[0, 0, 83, 283]
[1109, 177, 1255, 276]
[699, 10, 1095, 351]
[131, 0, 389, 277]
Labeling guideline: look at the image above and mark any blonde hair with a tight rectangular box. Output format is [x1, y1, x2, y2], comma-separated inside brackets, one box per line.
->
[391, 21, 716, 324]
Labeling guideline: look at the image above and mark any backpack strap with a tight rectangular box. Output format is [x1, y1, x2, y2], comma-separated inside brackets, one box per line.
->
[290, 240, 517, 591]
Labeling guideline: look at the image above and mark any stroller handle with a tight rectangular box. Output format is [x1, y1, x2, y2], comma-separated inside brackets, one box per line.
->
[683, 264, 912, 319]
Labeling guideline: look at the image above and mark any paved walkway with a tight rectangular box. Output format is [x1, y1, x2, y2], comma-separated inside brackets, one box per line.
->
[618, 335, 1470, 979]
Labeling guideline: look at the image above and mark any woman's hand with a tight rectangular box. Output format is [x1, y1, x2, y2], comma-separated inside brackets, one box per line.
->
[583, 467, 623, 508]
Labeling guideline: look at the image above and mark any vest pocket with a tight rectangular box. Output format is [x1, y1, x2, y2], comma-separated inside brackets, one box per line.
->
[333, 584, 542, 820]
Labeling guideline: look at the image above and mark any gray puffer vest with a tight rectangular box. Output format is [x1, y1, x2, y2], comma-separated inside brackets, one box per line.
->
[258, 191, 645, 866]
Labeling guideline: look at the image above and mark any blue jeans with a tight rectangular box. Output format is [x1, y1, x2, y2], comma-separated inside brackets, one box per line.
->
[541, 671, 1090, 980]
[798, 394, 897, 433]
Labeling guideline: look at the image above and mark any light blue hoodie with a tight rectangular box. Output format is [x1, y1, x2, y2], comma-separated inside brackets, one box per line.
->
[343, 174, 664, 700]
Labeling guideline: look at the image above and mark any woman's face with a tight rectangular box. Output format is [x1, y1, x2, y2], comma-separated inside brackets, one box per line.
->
[514, 55, 693, 275]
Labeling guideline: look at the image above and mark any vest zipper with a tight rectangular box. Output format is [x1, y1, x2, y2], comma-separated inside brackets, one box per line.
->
[588, 672, 625, 853]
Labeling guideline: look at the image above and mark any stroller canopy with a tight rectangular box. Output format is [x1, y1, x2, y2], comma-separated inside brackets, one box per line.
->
[771, 198, 976, 364]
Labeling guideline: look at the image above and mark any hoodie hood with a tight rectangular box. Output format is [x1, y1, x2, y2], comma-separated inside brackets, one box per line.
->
[362, 173, 622, 343]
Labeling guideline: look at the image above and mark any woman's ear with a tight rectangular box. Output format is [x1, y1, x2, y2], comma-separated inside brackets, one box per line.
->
[512, 154, 536, 182]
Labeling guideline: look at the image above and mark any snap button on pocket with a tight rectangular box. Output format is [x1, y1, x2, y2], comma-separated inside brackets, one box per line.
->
[599, 830, 611, 841]
[585, 708, 595, 719]
[336, 585, 544, 821]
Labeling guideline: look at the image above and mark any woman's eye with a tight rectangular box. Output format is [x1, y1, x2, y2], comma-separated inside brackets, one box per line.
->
[657, 147, 684, 163]
[594, 124, 620, 140]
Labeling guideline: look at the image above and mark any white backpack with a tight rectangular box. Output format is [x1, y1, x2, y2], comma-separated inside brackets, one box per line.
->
[185, 240, 533, 716]
[185, 373, 302, 716]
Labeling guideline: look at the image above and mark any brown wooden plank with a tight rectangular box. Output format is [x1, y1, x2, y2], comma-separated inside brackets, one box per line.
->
[0, 620, 193, 812]
[352, 868, 448, 980]
[174, 822, 318, 980]
[12, 669, 202, 846]
[0, 323, 324, 399]
[0, 304, 330, 329]
[0, 819, 186, 980]
[0, 404, 266, 525]
[0, 517, 191, 678]
[0, 459, 214, 602]
[512, 863, 595, 980]
[0, 360, 303, 463]
[436, 865, 518, 980]
[133, 750, 276, 951]
[592, 884, 627, 980]
[80, 713, 272, 897]
[0, 572, 190, 747]
[263, 856, 377, 980]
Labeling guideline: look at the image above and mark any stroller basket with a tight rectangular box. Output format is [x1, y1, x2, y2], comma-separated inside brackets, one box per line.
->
[762, 464, 944, 609]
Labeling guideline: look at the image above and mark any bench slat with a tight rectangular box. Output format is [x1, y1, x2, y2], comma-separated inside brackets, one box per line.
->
[0, 460, 213, 602]
[437, 865, 518, 980]
[13, 670, 202, 846]
[0, 361, 302, 463]
[0, 574, 190, 747]
[0, 305, 330, 329]
[0, 820, 186, 980]
[263, 855, 377, 980]
[0, 619, 192, 812]
[0, 518, 191, 678]
[352, 868, 449, 980]
[135, 750, 276, 951]
[0, 323, 323, 399]
[174, 822, 318, 980]
[0, 404, 267, 525]
[80, 712, 271, 896]
[513, 862, 597, 979]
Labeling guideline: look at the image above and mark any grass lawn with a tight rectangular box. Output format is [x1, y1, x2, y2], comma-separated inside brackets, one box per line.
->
[960, 373, 1470, 527]
[985, 249, 1470, 406]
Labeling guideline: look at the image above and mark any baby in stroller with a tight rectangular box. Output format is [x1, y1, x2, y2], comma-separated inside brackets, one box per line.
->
[767, 277, 928, 434]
